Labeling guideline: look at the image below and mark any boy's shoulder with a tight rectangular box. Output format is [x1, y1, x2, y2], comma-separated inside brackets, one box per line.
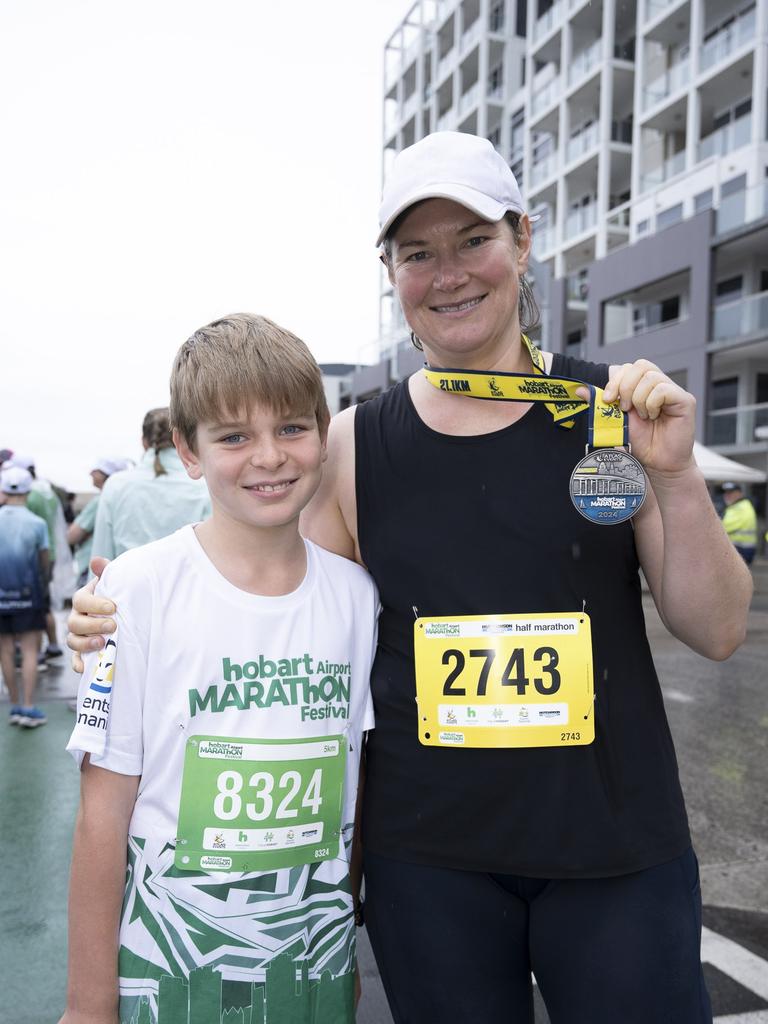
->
[99, 527, 192, 599]
[308, 541, 378, 599]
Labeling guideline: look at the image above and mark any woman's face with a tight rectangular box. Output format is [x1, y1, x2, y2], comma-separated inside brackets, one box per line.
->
[388, 198, 531, 367]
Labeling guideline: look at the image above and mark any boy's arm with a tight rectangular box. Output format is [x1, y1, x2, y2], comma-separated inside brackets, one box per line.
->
[39, 547, 50, 580]
[59, 757, 140, 1024]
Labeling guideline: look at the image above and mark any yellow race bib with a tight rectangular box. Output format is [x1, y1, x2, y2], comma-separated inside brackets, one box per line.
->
[414, 612, 594, 748]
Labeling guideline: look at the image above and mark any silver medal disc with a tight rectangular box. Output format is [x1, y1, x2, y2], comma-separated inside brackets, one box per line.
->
[570, 448, 646, 525]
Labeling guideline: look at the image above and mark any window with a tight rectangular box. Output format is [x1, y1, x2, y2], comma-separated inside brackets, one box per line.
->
[603, 273, 689, 344]
[636, 219, 649, 235]
[490, 2, 504, 32]
[709, 377, 738, 445]
[694, 189, 713, 213]
[657, 203, 683, 230]
[722, 174, 747, 199]
[715, 276, 743, 303]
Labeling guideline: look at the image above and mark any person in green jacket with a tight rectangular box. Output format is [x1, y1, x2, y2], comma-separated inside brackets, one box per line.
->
[721, 482, 758, 565]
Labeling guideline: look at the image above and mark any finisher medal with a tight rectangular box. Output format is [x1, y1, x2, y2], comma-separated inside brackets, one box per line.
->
[570, 448, 646, 525]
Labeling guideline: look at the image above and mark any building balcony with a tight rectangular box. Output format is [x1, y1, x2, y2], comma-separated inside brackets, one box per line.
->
[533, 1, 564, 44]
[707, 402, 768, 448]
[487, 79, 505, 103]
[712, 290, 768, 344]
[566, 122, 599, 164]
[402, 91, 419, 123]
[437, 109, 456, 130]
[461, 18, 482, 54]
[644, 0, 681, 24]
[566, 273, 589, 302]
[531, 75, 561, 117]
[642, 59, 689, 113]
[715, 179, 768, 235]
[568, 39, 602, 89]
[530, 151, 559, 188]
[565, 203, 597, 239]
[438, 48, 455, 81]
[533, 224, 557, 254]
[700, 6, 756, 76]
[698, 113, 751, 162]
[640, 150, 685, 191]
[459, 80, 480, 115]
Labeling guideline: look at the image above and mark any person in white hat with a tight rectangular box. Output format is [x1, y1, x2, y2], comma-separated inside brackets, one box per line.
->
[0, 466, 50, 727]
[67, 458, 131, 587]
[68, 132, 752, 1021]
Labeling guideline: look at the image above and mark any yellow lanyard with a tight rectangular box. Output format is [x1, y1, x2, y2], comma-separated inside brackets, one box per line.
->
[422, 336, 627, 449]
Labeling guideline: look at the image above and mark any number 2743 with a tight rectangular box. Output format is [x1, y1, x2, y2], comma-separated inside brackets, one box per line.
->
[442, 646, 561, 697]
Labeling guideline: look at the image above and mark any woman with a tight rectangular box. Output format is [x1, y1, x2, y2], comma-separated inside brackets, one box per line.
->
[70, 132, 752, 1023]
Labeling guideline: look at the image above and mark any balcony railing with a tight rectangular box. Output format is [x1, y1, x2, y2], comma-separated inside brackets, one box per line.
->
[642, 58, 689, 112]
[640, 150, 685, 190]
[531, 75, 561, 117]
[566, 122, 599, 163]
[611, 119, 633, 144]
[530, 150, 558, 187]
[698, 114, 752, 162]
[489, 7, 505, 33]
[565, 203, 598, 239]
[533, 1, 563, 43]
[715, 180, 768, 235]
[402, 91, 419, 123]
[532, 224, 557, 253]
[645, 0, 679, 22]
[712, 290, 768, 343]
[568, 39, 602, 88]
[487, 78, 505, 102]
[461, 18, 482, 54]
[437, 48, 455, 81]
[700, 6, 756, 74]
[566, 273, 589, 302]
[607, 203, 631, 231]
[707, 402, 768, 447]
[459, 80, 480, 115]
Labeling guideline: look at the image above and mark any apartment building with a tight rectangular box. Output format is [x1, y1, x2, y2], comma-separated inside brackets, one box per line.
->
[351, 0, 768, 488]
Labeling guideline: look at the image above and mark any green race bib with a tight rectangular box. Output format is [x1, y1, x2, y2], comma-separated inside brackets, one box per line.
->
[175, 735, 347, 872]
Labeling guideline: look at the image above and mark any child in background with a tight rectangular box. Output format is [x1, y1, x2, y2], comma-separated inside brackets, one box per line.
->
[0, 466, 50, 727]
[61, 314, 378, 1024]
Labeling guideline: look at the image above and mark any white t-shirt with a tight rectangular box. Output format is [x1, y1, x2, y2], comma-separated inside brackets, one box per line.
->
[67, 526, 378, 1024]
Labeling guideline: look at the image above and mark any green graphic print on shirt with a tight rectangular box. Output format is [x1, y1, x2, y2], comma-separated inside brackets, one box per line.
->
[117, 833, 355, 1024]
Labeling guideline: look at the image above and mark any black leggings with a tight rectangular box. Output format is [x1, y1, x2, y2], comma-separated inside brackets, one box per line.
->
[364, 847, 712, 1024]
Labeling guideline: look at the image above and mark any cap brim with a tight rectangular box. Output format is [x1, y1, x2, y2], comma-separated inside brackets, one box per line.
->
[377, 183, 520, 247]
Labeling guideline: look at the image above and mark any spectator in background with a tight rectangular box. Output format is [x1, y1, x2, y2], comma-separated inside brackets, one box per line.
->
[721, 482, 758, 565]
[90, 408, 210, 560]
[0, 467, 49, 727]
[3, 454, 70, 659]
[67, 458, 130, 587]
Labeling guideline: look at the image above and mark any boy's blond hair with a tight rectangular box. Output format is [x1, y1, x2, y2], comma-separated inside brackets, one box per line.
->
[170, 313, 331, 449]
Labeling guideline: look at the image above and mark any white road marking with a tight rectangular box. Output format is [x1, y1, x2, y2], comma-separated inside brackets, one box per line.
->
[702, 926, 768, 1001]
[714, 1013, 768, 1023]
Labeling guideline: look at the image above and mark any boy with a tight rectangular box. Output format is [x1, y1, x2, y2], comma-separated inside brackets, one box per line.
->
[62, 314, 378, 1024]
[0, 465, 50, 727]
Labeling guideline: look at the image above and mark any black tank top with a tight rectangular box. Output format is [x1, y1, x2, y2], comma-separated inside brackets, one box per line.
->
[356, 354, 690, 878]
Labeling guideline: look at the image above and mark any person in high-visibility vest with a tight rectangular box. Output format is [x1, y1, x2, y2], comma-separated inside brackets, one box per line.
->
[721, 482, 758, 565]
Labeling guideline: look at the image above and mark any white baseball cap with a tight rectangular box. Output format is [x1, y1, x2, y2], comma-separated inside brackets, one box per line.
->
[92, 457, 130, 477]
[1, 466, 33, 495]
[377, 131, 525, 247]
[6, 453, 34, 471]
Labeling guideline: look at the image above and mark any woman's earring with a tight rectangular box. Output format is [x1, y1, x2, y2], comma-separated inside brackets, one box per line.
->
[410, 330, 423, 351]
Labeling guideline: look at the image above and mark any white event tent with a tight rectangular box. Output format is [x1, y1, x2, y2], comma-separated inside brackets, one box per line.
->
[692, 442, 766, 484]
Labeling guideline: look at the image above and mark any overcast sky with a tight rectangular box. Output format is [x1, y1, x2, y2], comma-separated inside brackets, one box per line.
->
[1, 0, 412, 491]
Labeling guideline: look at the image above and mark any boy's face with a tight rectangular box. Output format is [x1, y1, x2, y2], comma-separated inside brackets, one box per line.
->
[177, 403, 326, 533]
